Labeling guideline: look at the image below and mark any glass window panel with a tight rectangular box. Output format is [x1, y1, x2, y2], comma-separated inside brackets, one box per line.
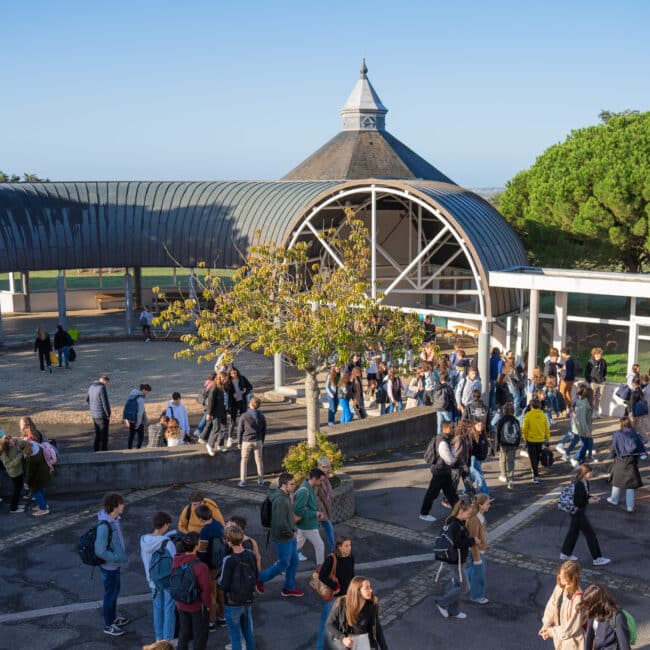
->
[539, 291, 554, 314]
[636, 299, 650, 318]
[567, 294, 630, 320]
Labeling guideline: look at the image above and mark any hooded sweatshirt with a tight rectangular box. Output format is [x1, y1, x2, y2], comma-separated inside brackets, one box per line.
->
[127, 388, 146, 427]
[165, 400, 189, 435]
[171, 552, 211, 612]
[522, 408, 550, 444]
[140, 530, 178, 590]
[95, 509, 127, 571]
[177, 498, 225, 534]
[269, 487, 295, 543]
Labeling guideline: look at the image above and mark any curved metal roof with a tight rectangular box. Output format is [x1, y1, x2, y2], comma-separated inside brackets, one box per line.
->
[0, 181, 338, 272]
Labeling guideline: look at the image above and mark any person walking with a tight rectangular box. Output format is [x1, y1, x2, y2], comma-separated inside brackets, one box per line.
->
[431, 372, 456, 434]
[468, 421, 490, 496]
[466, 494, 490, 604]
[585, 348, 607, 418]
[224, 368, 253, 448]
[496, 402, 521, 489]
[53, 324, 73, 369]
[325, 576, 388, 649]
[21, 439, 51, 516]
[315, 536, 355, 650]
[522, 398, 550, 484]
[0, 433, 25, 513]
[316, 457, 336, 553]
[140, 305, 154, 342]
[34, 326, 53, 373]
[87, 376, 111, 452]
[294, 468, 325, 566]
[256, 472, 303, 597]
[570, 384, 594, 467]
[94, 493, 130, 637]
[325, 365, 340, 426]
[578, 584, 631, 650]
[560, 464, 610, 566]
[165, 392, 190, 440]
[559, 348, 576, 414]
[435, 500, 477, 620]
[196, 504, 226, 632]
[203, 371, 228, 455]
[538, 560, 584, 650]
[606, 416, 648, 513]
[349, 367, 367, 419]
[140, 511, 178, 643]
[123, 384, 151, 449]
[237, 397, 266, 487]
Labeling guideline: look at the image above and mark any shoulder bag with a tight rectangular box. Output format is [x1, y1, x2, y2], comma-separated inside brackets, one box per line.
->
[309, 553, 338, 601]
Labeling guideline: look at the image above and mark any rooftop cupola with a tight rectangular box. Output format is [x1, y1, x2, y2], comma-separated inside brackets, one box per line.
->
[340, 59, 388, 131]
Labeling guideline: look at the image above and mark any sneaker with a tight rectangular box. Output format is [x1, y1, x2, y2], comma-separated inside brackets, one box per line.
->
[606, 497, 618, 506]
[519, 449, 528, 458]
[207, 445, 216, 457]
[441, 499, 451, 509]
[208, 622, 217, 632]
[470, 598, 489, 604]
[532, 477, 540, 484]
[555, 443, 565, 455]
[593, 557, 611, 566]
[33, 508, 50, 516]
[436, 603, 449, 619]
[103, 625, 124, 637]
[217, 446, 226, 452]
[452, 611, 467, 619]
[238, 481, 246, 487]
[10, 506, 25, 513]
[281, 588, 304, 597]
[560, 553, 578, 561]
[591, 457, 599, 463]
[255, 580, 264, 594]
[298, 552, 308, 561]
[48, 366, 53, 374]
[226, 437, 233, 449]
[215, 617, 226, 627]
[507, 481, 513, 490]
[113, 617, 130, 627]
[257, 479, 265, 486]
[497, 475, 507, 483]
[197, 437, 206, 445]
[419, 514, 437, 522]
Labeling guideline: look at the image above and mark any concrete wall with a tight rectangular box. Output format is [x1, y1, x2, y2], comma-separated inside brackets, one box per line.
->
[0, 409, 435, 497]
[0, 288, 155, 313]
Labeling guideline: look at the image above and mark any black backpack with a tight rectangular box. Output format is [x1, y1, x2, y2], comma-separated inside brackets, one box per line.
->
[78, 521, 112, 566]
[423, 436, 438, 464]
[208, 535, 226, 571]
[226, 552, 257, 605]
[432, 384, 453, 411]
[260, 495, 273, 548]
[472, 433, 489, 461]
[169, 560, 200, 604]
[433, 523, 458, 564]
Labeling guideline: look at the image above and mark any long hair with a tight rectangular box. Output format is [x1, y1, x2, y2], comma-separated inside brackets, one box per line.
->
[445, 499, 474, 525]
[343, 576, 377, 627]
[575, 464, 592, 483]
[578, 584, 619, 621]
[557, 560, 580, 594]
[36, 326, 48, 340]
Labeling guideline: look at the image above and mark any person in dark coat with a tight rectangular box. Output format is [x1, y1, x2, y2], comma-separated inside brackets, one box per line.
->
[53, 324, 73, 369]
[224, 368, 253, 446]
[606, 416, 647, 513]
[578, 584, 631, 650]
[20, 439, 51, 515]
[87, 376, 112, 451]
[34, 326, 53, 373]
[204, 371, 228, 455]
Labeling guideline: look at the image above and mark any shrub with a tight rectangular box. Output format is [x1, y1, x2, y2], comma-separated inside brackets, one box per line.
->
[282, 432, 344, 484]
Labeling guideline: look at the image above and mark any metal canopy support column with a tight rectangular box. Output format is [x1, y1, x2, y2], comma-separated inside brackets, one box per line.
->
[57, 271, 67, 330]
[552, 291, 567, 351]
[21, 271, 30, 312]
[124, 270, 132, 336]
[527, 289, 539, 376]
[188, 268, 198, 304]
[371, 186, 377, 299]
[417, 204, 422, 288]
[8, 272, 15, 293]
[133, 266, 143, 310]
[627, 297, 637, 376]
[515, 290, 524, 357]
[477, 321, 490, 399]
[505, 316, 512, 352]
[274, 353, 285, 392]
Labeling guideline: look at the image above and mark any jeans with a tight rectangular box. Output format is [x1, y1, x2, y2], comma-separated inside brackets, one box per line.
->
[609, 486, 635, 511]
[9, 474, 24, 511]
[224, 604, 255, 650]
[498, 447, 516, 481]
[389, 400, 403, 413]
[240, 441, 264, 481]
[93, 417, 109, 451]
[296, 528, 325, 566]
[258, 538, 298, 590]
[470, 457, 490, 495]
[547, 393, 560, 415]
[380, 402, 390, 415]
[178, 607, 209, 650]
[340, 399, 353, 423]
[127, 422, 144, 449]
[100, 567, 120, 627]
[152, 587, 176, 641]
[57, 346, 70, 368]
[561, 509, 602, 559]
[436, 410, 452, 434]
[590, 382, 605, 415]
[467, 553, 486, 600]
[206, 418, 227, 448]
[573, 436, 593, 464]
[437, 564, 469, 616]
[32, 489, 47, 510]
[316, 598, 336, 650]
[38, 349, 52, 371]
[488, 383, 497, 411]
[194, 413, 207, 437]
[559, 430, 580, 456]
[327, 395, 339, 425]
[320, 519, 335, 553]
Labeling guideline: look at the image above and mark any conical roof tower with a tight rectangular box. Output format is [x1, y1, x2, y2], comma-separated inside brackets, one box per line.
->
[282, 60, 455, 183]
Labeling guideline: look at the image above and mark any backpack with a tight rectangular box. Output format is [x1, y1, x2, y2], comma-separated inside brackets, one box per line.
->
[39, 441, 58, 471]
[149, 538, 174, 590]
[615, 383, 632, 402]
[499, 418, 521, 447]
[557, 484, 577, 514]
[375, 383, 388, 405]
[225, 552, 257, 605]
[169, 560, 200, 604]
[208, 535, 226, 571]
[260, 495, 273, 529]
[423, 436, 438, 465]
[78, 520, 112, 566]
[122, 396, 139, 423]
[432, 384, 452, 411]
[615, 609, 637, 646]
[68, 346, 77, 362]
[472, 433, 489, 461]
[540, 447, 554, 467]
[433, 523, 458, 564]
[632, 399, 648, 418]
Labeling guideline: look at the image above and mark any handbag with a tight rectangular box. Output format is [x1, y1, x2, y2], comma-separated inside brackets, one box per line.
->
[309, 553, 337, 601]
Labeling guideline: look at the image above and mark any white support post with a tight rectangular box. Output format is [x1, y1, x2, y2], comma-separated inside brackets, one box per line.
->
[8, 272, 15, 293]
[371, 187, 377, 299]
[627, 297, 637, 376]
[274, 353, 285, 392]
[527, 289, 540, 374]
[505, 316, 512, 352]
[477, 322, 490, 400]
[417, 204, 422, 288]
[552, 291, 567, 351]
[124, 270, 132, 336]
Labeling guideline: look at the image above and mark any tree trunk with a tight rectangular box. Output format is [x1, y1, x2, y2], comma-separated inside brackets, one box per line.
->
[304, 370, 321, 448]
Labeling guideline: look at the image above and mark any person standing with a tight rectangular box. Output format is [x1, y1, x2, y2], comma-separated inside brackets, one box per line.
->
[21, 439, 51, 516]
[466, 494, 491, 604]
[123, 383, 151, 449]
[325, 576, 388, 650]
[140, 511, 178, 643]
[496, 402, 521, 489]
[140, 305, 154, 342]
[538, 560, 585, 650]
[522, 398, 550, 484]
[578, 585, 631, 650]
[468, 421, 490, 495]
[0, 434, 25, 513]
[349, 367, 367, 419]
[294, 468, 325, 567]
[177, 491, 225, 534]
[237, 397, 266, 487]
[559, 348, 576, 414]
[316, 457, 336, 553]
[338, 372, 354, 423]
[560, 464, 610, 566]
[165, 392, 190, 440]
[256, 472, 303, 597]
[570, 384, 594, 467]
[489, 348, 504, 412]
[94, 493, 130, 637]
[219, 525, 258, 650]
[585, 348, 607, 418]
[224, 368, 253, 448]
[87, 376, 111, 452]
[325, 365, 340, 426]
[196, 504, 226, 632]
[204, 371, 228, 455]
[53, 324, 73, 369]
[34, 326, 53, 373]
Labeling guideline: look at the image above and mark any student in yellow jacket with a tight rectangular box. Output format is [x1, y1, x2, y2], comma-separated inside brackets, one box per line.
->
[178, 490, 225, 533]
[522, 399, 551, 484]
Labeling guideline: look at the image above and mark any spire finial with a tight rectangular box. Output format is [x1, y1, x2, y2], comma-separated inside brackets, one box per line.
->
[360, 57, 368, 78]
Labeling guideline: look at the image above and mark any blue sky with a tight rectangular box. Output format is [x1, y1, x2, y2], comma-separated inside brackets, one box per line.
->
[1, 0, 648, 187]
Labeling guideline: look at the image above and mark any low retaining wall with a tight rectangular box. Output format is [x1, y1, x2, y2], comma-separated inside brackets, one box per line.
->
[330, 473, 355, 524]
[0, 408, 435, 497]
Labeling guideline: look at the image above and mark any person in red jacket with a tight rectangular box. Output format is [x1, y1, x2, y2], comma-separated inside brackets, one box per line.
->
[171, 532, 211, 650]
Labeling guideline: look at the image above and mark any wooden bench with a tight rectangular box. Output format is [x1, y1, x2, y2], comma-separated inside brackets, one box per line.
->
[95, 292, 136, 310]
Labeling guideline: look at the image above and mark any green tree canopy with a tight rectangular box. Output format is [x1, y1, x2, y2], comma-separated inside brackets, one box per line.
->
[154, 211, 423, 446]
[0, 171, 49, 182]
[498, 111, 650, 272]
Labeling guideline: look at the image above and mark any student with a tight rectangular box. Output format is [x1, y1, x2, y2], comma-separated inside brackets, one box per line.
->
[466, 494, 490, 604]
[585, 347, 607, 418]
[225, 516, 262, 572]
[148, 414, 169, 448]
[164, 417, 184, 447]
[522, 398, 550, 484]
[195, 504, 226, 631]
[538, 560, 585, 650]
[559, 348, 576, 413]
[468, 421, 490, 495]
[0, 434, 25, 512]
[204, 371, 228, 455]
[178, 491, 225, 534]
[123, 383, 152, 449]
[171, 532, 211, 650]
[165, 392, 190, 439]
[94, 493, 129, 637]
[219, 525, 258, 650]
[386, 367, 405, 413]
[224, 367, 254, 447]
[237, 397, 266, 487]
[325, 365, 340, 426]
[87, 375, 112, 451]
[435, 500, 478, 620]
[294, 468, 325, 566]
[496, 402, 521, 490]
[34, 326, 53, 373]
[338, 372, 354, 423]
[578, 584, 631, 650]
[570, 384, 594, 467]
[431, 372, 456, 434]
[140, 305, 154, 341]
[21, 438, 51, 516]
[316, 457, 336, 553]
[53, 323, 73, 368]
[560, 464, 610, 566]
[140, 511, 177, 643]
[326, 576, 388, 649]
[315, 536, 355, 650]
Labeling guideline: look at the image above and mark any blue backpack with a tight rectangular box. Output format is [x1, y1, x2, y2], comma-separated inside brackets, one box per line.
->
[632, 399, 648, 418]
[149, 538, 174, 590]
[122, 397, 139, 423]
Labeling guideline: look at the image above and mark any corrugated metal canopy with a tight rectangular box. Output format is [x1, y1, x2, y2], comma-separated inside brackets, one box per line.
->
[0, 181, 339, 272]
